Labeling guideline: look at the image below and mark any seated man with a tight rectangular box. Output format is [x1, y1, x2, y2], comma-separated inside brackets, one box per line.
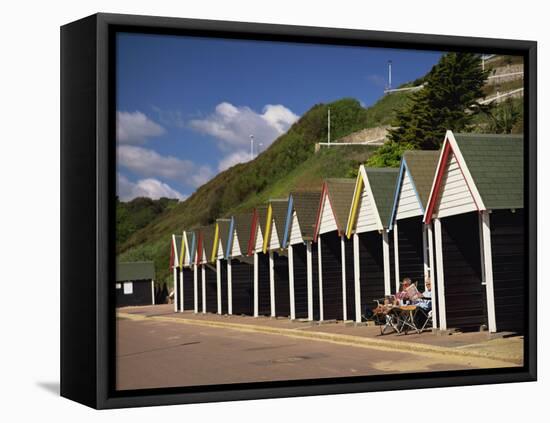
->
[415, 277, 432, 311]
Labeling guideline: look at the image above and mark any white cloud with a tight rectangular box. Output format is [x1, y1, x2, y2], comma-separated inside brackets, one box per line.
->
[218, 150, 252, 172]
[117, 174, 186, 201]
[117, 111, 165, 144]
[189, 102, 299, 150]
[117, 145, 214, 188]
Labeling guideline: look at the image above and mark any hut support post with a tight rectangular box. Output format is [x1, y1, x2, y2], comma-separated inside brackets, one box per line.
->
[269, 251, 276, 317]
[216, 259, 222, 314]
[179, 268, 184, 312]
[288, 244, 296, 320]
[253, 252, 259, 317]
[340, 235, 347, 321]
[193, 264, 198, 313]
[306, 241, 313, 321]
[227, 260, 233, 315]
[151, 279, 155, 305]
[422, 225, 429, 281]
[427, 223, 438, 328]
[317, 236, 324, 322]
[434, 218, 447, 330]
[393, 221, 400, 292]
[353, 233, 361, 323]
[173, 267, 178, 312]
[201, 264, 206, 314]
[480, 211, 497, 333]
[382, 231, 391, 295]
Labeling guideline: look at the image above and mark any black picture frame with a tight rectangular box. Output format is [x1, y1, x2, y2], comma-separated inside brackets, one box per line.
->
[60, 12, 537, 409]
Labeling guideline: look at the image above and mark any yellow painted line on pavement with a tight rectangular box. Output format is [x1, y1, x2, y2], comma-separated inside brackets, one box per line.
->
[117, 312, 521, 366]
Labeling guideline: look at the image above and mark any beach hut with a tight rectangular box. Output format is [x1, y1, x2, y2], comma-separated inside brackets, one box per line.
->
[346, 167, 399, 322]
[182, 230, 198, 312]
[313, 179, 356, 322]
[116, 261, 155, 307]
[248, 206, 270, 317]
[388, 151, 439, 325]
[263, 199, 291, 318]
[282, 191, 321, 321]
[214, 218, 231, 314]
[196, 225, 218, 314]
[424, 131, 524, 333]
[225, 212, 254, 315]
[170, 234, 183, 312]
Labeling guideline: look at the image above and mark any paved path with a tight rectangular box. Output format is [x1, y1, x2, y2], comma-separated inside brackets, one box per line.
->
[116, 313, 515, 391]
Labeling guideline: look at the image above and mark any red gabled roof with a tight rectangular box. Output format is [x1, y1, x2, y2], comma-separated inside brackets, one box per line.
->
[424, 134, 482, 224]
[195, 231, 203, 265]
[247, 209, 259, 256]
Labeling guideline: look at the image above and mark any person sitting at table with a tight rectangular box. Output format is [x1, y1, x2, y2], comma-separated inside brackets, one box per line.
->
[395, 278, 413, 305]
[414, 277, 432, 311]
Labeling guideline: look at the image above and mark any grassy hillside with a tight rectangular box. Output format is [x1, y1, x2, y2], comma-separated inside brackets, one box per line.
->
[118, 98, 382, 283]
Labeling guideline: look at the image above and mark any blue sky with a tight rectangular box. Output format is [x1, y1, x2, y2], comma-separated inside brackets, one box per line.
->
[116, 32, 442, 201]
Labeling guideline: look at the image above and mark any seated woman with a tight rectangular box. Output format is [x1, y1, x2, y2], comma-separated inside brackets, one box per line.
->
[395, 278, 413, 305]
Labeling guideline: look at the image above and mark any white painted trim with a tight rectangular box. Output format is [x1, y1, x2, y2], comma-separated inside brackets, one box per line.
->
[253, 252, 259, 317]
[382, 231, 391, 295]
[317, 236, 324, 322]
[179, 269, 184, 312]
[446, 131, 486, 210]
[353, 233, 361, 323]
[427, 223, 438, 328]
[193, 264, 198, 313]
[173, 266, 178, 313]
[478, 214, 486, 286]
[358, 165, 384, 231]
[288, 244, 296, 320]
[341, 235, 347, 321]
[201, 264, 206, 314]
[216, 259, 222, 314]
[306, 241, 313, 321]
[227, 260, 233, 315]
[481, 211, 497, 333]
[151, 280, 155, 305]
[434, 219, 447, 330]
[269, 251, 276, 317]
[393, 221, 400, 292]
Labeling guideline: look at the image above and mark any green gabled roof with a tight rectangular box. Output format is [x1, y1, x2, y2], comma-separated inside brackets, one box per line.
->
[292, 191, 321, 241]
[216, 219, 231, 254]
[270, 199, 289, 244]
[365, 168, 399, 228]
[173, 234, 182, 258]
[184, 230, 197, 263]
[116, 261, 155, 282]
[233, 212, 253, 254]
[454, 133, 523, 210]
[325, 178, 356, 231]
[200, 225, 216, 261]
[403, 150, 440, 209]
[256, 205, 268, 234]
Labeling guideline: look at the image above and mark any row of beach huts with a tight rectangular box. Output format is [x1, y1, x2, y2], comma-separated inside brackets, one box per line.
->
[169, 131, 525, 334]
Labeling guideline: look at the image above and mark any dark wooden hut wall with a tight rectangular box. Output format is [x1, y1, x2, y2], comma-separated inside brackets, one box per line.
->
[175, 268, 181, 311]
[320, 232, 344, 320]
[196, 267, 203, 312]
[397, 216, 425, 291]
[491, 209, 524, 333]
[344, 238, 355, 320]
[292, 244, 309, 319]
[257, 253, 271, 316]
[441, 212, 486, 331]
[231, 259, 253, 315]
[358, 232, 386, 312]
[182, 268, 194, 310]
[116, 279, 152, 307]
[220, 259, 228, 314]
[274, 253, 291, 317]
[205, 265, 218, 313]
